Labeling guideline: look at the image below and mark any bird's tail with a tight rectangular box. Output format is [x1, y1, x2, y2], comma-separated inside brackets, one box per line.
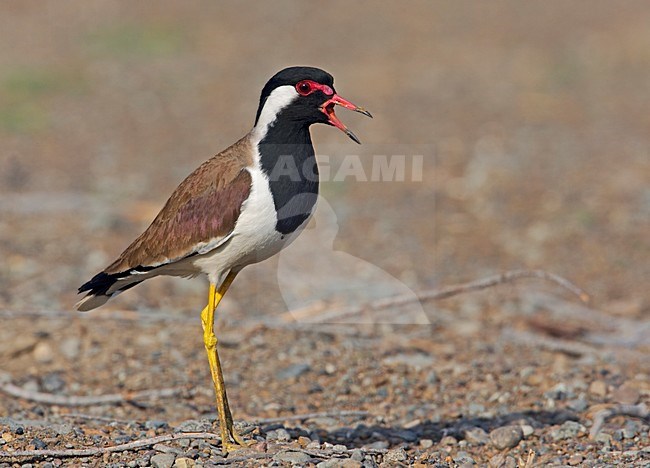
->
[76, 271, 141, 311]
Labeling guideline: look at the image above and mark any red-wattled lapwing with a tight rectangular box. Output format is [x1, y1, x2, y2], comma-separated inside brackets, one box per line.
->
[76, 66, 371, 451]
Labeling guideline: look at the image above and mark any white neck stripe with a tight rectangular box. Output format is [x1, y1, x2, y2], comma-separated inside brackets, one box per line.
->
[251, 85, 298, 144]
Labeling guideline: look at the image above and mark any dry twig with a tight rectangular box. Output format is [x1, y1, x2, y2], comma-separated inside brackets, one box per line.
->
[589, 403, 649, 438]
[282, 269, 589, 323]
[0, 382, 192, 406]
[0, 432, 219, 460]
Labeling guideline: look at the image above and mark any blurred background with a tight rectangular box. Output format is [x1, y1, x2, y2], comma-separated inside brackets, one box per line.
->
[1, 1, 648, 315]
[0, 1, 648, 462]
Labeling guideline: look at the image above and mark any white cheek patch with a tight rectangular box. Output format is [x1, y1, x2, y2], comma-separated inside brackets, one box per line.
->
[252, 85, 299, 143]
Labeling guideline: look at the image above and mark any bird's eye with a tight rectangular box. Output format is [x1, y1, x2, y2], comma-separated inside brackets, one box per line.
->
[296, 81, 313, 96]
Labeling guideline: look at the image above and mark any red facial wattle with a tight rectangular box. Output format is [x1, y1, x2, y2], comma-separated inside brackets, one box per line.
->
[294, 80, 372, 144]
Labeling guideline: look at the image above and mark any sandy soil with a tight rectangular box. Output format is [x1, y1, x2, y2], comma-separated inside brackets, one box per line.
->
[0, 1, 648, 466]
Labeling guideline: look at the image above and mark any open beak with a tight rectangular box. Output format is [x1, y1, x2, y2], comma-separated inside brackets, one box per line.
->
[320, 95, 372, 144]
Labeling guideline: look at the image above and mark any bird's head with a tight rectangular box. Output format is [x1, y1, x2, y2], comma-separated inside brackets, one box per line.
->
[254, 66, 372, 144]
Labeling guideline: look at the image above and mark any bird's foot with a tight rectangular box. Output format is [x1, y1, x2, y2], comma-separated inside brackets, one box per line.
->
[221, 432, 254, 453]
[220, 422, 255, 453]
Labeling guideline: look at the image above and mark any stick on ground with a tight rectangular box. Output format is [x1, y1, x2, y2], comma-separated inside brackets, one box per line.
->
[0, 432, 220, 460]
[589, 403, 649, 438]
[0, 382, 192, 406]
[283, 269, 589, 323]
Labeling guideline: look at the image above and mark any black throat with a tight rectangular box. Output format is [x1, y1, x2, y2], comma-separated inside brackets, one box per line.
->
[257, 119, 319, 235]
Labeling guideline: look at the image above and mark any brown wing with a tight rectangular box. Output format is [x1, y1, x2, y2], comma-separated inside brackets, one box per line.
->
[104, 136, 253, 275]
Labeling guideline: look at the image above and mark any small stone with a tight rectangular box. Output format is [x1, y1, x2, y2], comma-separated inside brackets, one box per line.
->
[173, 458, 195, 468]
[489, 426, 523, 449]
[567, 398, 588, 412]
[594, 433, 611, 446]
[419, 438, 433, 448]
[589, 380, 608, 397]
[520, 425, 534, 437]
[318, 460, 356, 468]
[276, 428, 291, 442]
[59, 338, 80, 360]
[276, 363, 311, 380]
[365, 440, 389, 450]
[151, 453, 176, 468]
[612, 383, 640, 405]
[2, 433, 13, 443]
[33, 342, 54, 363]
[339, 461, 362, 468]
[333, 444, 348, 452]
[153, 443, 183, 454]
[440, 435, 457, 445]
[324, 363, 336, 374]
[40, 373, 65, 393]
[306, 440, 321, 450]
[31, 438, 47, 449]
[549, 421, 586, 441]
[273, 451, 312, 464]
[568, 454, 583, 465]
[14, 426, 24, 435]
[350, 449, 364, 461]
[464, 427, 489, 445]
[489, 454, 516, 468]
[384, 447, 408, 463]
[454, 450, 475, 464]
[145, 420, 169, 430]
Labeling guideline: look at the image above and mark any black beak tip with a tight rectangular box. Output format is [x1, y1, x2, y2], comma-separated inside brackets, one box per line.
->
[357, 108, 373, 118]
[345, 129, 362, 145]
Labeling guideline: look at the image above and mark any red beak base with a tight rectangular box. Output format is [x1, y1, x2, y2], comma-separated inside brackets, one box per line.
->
[320, 95, 372, 144]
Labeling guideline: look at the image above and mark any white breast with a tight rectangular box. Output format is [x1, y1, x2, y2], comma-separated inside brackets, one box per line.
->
[192, 165, 313, 286]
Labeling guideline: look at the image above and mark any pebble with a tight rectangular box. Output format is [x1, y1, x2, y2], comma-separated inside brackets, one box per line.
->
[40, 373, 65, 393]
[454, 451, 475, 464]
[384, 447, 408, 463]
[153, 443, 183, 455]
[59, 337, 81, 360]
[440, 435, 458, 446]
[351, 449, 364, 461]
[489, 454, 516, 468]
[549, 421, 586, 441]
[150, 453, 176, 468]
[489, 426, 523, 449]
[365, 440, 389, 450]
[612, 383, 640, 404]
[568, 454, 583, 465]
[520, 425, 534, 437]
[145, 420, 169, 430]
[276, 363, 311, 380]
[173, 458, 194, 468]
[594, 433, 611, 446]
[273, 451, 312, 464]
[33, 342, 54, 363]
[318, 460, 361, 468]
[589, 380, 608, 397]
[31, 438, 47, 449]
[567, 398, 588, 412]
[464, 427, 489, 445]
[333, 444, 348, 452]
[419, 438, 433, 448]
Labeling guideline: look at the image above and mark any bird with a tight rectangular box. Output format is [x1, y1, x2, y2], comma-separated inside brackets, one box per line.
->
[76, 66, 371, 452]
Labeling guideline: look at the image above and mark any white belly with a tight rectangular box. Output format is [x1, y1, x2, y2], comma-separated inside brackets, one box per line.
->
[192, 166, 313, 285]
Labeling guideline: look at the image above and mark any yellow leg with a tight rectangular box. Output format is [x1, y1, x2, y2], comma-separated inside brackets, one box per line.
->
[200, 271, 250, 452]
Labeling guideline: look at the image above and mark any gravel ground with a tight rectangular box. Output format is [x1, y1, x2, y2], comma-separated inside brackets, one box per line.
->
[1, 1, 649, 467]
